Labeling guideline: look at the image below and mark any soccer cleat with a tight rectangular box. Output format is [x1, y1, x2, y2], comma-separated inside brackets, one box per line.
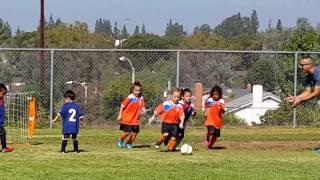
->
[73, 151, 80, 154]
[61, 151, 66, 154]
[126, 144, 133, 149]
[117, 140, 125, 148]
[154, 144, 160, 149]
[312, 146, 320, 151]
[2, 148, 13, 153]
[203, 140, 209, 146]
[312, 149, 320, 154]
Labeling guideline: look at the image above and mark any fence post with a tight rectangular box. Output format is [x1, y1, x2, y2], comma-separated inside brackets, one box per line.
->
[176, 50, 180, 88]
[49, 49, 54, 129]
[293, 52, 298, 128]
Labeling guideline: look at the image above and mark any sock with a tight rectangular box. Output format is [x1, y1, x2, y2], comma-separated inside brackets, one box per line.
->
[61, 140, 67, 152]
[73, 140, 79, 152]
[208, 137, 217, 149]
[1, 135, 6, 149]
[119, 132, 129, 141]
[176, 138, 182, 147]
[126, 133, 137, 145]
[168, 139, 177, 151]
[156, 134, 166, 146]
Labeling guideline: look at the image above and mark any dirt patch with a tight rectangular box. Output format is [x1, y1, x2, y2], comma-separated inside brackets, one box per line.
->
[215, 141, 320, 151]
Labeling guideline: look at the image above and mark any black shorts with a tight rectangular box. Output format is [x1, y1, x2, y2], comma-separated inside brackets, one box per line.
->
[62, 133, 77, 140]
[207, 126, 220, 137]
[120, 124, 140, 133]
[161, 123, 178, 138]
[0, 126, 5, 136]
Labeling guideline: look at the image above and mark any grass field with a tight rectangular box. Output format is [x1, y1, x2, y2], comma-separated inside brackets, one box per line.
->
[1, 127, 320, 180]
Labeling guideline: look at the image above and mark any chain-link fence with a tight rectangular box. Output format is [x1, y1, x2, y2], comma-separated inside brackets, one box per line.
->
[0, 48, 319, 127]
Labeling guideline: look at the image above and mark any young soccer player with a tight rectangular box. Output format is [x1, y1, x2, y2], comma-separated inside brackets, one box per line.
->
[176, 88, 196, 146]
[149, 88, 185, 151]
[117, 81, 145, 149]
[0, 84, 13, 153]
[53, 90, 84, 153]
[204, 85, 225, 149]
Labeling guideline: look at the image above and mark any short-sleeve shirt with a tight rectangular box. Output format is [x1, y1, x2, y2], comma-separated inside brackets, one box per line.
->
[58, 102, 84, 134]
[0, 99, 5, 127]
[205, 98, 225, 129]
[305, 66, 320, 88]
[154, 101, 184, 124]
[121, 94, 145, 125]
[179, 100, 195, 123]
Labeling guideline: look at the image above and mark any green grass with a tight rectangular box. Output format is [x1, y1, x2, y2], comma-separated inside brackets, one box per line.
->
[1, 127, 320, 180]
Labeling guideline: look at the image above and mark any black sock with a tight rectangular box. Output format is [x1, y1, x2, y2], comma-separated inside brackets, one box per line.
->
[61, 140, 67, 152]
[73, 140, 79, 152]
[1, 135, 7, 149]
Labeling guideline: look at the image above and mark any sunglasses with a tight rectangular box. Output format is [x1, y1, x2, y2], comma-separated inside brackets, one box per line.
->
[299, 63, 310, 67]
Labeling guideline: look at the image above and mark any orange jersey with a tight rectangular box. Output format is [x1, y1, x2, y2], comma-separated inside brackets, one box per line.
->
[154, 101, 184, 124]
[205, 98, 225, 129]
[121, 94, 145, 125]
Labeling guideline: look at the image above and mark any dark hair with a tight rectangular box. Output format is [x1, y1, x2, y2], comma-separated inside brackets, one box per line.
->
[181, 88, 192, 97]
[210, 85, 222, 99]
[0, 84, 7, 94]
[64, 90, 76, 100]
[130, 81, 142, 97]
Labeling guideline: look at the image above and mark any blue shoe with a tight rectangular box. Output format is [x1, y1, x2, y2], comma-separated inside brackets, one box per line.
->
[312, 149, 320, 154]
[127, 144, 133, 149]
[117, 140, 124, 148]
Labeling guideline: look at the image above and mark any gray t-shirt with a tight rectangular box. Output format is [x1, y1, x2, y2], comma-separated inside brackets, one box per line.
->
[305, 66, 320, 88]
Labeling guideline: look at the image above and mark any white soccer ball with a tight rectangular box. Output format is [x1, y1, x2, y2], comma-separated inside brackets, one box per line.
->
[180, 144, 193, 155]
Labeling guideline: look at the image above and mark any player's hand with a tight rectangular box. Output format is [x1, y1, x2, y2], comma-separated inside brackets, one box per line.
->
[148, 117, 155, 125]
[285, 96, 295, 103]
[179, 123, 184, 129]
[292, 98, 302, 108]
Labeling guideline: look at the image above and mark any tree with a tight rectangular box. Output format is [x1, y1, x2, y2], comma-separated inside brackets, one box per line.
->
[267, 18, 272, 32]
[122, 34, 172, 49]
[55, 18, 63, 26]
[48, 13, 55, 28]
[113, 22, 120, 39]
[0, 18, 12, 45]
[165, 19, 185, 38]
[105, 19, 113, 36]
[296, 17, 313, 32]
[250, 10, 259, 33]
[276, 19, 283, 32]
[120, 25, 129, 39]
[193, 24, 211, 35]
[141, 24, 146, 35]
[214, 13, 244, 38]
[133, 25, 140, 36]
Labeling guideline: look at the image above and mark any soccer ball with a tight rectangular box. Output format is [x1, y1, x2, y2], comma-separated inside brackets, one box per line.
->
[180, 144, 193, 155]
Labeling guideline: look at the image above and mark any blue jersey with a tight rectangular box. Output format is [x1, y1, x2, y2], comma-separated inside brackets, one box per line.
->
[0, 99, 5, 127]
[305, 66, 320, 88]
[58, 102, 84, 134]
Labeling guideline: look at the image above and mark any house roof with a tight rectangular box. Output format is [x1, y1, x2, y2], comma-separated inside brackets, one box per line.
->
[226, 92, 281, 112]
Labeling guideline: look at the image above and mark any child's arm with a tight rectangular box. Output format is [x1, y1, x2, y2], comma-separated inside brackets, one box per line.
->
[179, 115, 185, 129]
[52, 114, 60, 123]
[148, 113, 157, 125]
[117, 106, 124, 121]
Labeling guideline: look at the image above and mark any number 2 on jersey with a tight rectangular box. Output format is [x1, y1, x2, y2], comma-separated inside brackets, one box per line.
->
[69, 109, 77, 122]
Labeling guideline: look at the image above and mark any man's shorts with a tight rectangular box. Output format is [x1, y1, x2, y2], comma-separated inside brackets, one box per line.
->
[120, 124, 140, 133]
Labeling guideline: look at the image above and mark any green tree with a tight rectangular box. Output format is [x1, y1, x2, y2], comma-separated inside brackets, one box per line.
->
[276, 19, 283, 32]
[113, 22, 120, 39]
[296, 17, 313, 32]
[141, 24, 146, 35]
[48, 13, 55, 28]
[122, 34, 172, 49]
[165, 19, 185, 38]
[133, 25, 140, 36]
[193, 24, 211, 35]
[250, 10, 259, 33]
[120, 25, 129, 39]
[0, 18, 12, 45]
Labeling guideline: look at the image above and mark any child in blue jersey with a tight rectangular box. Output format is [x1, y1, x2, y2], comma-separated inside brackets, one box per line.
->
[53, 90, 84, 153]
[0, 84, 13, 153]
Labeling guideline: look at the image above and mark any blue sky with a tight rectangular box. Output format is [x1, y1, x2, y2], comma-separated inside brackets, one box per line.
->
[0, 0, 319, 35]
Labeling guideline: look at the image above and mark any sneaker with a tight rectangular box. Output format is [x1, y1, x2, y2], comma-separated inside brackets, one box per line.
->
[127, 144, 133, 149]
[117, 140, 125, 148]
[203, 140, 209, 146]
[60, 151, 66, 154]
[2, 148, 13, 153]
[312, 146, 320, 151]
[312, 149, 320, 154]
[73, 151, 80, 154]
[154, 144, 160, 149]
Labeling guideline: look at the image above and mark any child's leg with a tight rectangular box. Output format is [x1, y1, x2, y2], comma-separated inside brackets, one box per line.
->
[176, 126, 185, 147]
[208, 136, 217, 149]
[126, 133, 137, 145]
[72, 134, 79, 152]
[156, 133, 168, 146]
[0, 126, 7, 149]
[119, 124, 130, 142]
[119, 132, 130, 141]
[61, 134, 69, 152]
[168, 137, 177, 151]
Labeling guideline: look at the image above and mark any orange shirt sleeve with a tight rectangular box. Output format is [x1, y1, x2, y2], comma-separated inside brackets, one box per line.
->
[154, 104, 163, 115]
[141, 99, 145, 110]
[121, 97, 130, 108]
[179, 107, 185, 119]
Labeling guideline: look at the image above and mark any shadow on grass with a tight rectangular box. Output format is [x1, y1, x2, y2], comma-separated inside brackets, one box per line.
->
[132, 144, 151, 148]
